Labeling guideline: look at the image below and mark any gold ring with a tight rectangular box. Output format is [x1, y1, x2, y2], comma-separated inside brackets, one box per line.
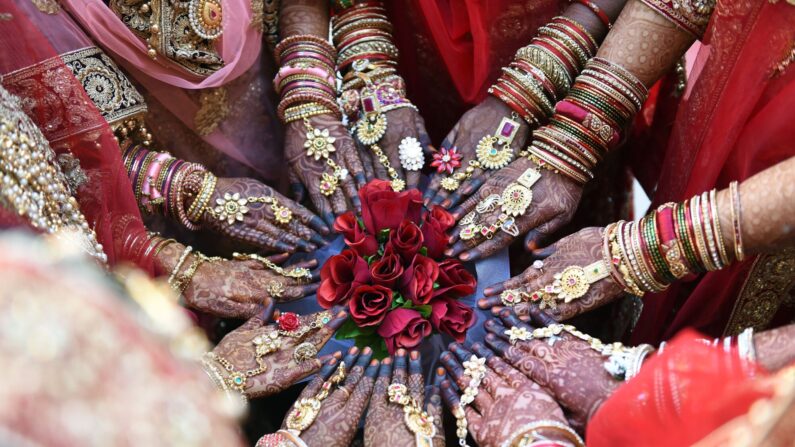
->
[266, 280, 285, 299]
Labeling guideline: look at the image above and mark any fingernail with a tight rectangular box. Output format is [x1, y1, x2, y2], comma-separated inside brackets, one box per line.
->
[350, 346, 359, 354]
[459, 252, 471, 261]
[333, 351, 343, 359]
[410, 351, 419, 360]
[478, 299, 488, 307]
[310, 234, 326, 246]
[397, 348, 406, 356]
[484, 288, 494, 295]
[382, 357, 392, 365]
[369, 359, 379, 366]
[444, 248, 454, 256]
[328, 358, 338, 365]
[441, 199, 452, 208]
[436, 367, 445, 376]
[363, 347, 372, 354]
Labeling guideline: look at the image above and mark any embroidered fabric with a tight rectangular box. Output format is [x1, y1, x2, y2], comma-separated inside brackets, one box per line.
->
[638, 0, 716, 39]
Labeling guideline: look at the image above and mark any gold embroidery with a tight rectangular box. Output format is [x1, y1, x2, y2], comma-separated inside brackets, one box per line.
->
[639, 0, 717, 38]
[771, 41, 795, 78]
[724, 248, 795, 336]
[109, 0, 224, 76]
[262, 0, 280, 54]
[61, 48, 148, 129]
[29, 0, 60, 14]
[195, 87, 229, 136]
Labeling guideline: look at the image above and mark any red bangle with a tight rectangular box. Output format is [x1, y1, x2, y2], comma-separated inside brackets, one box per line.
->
[572, 0, 612, 29]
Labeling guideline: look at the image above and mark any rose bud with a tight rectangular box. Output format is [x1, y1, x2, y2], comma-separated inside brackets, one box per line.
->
[388, 220, 424, 263]
[317, 249, 371, 308]
[334, 211, 378, 257]
[349, 284, 393, 327]
[400, 254, 440, 305]
[421, 205, 455, 259]
[434, 259, 477, 298]
[370, 246, 404, 288]
[359, 180, 423, 234]
[430, 297, 476, 343]
[377, 308, 432, 355]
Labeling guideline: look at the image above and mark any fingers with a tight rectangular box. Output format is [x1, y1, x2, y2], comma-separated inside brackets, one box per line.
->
[357, 145, 377, 181]
[456, 231, 513, 262]
[440, 380, 482, 435]
[346, 358, 379, 416]
[284, 283, 320, 301]
[288, 169, 307, 203]
[237, 226, 296, 253]
[522, 303, 559, 327]
[303, 310, 348, 351]
[497, 308, 535, 331]
[525, 215, 568, 253]
[407, 350, 424, 404]
[308, 191, 336, 228]
[406, 115, 431, 190]
[473, 343, 528, 389]
[443, 176, 484, 210]
[439, 350, 492, 411]
[255, 220, 315, 252]
[333, 346, 373, 401]
[426, 367, 445, 424]
[290, 201, 331, 236]
[330, 186, 351, 217]
[449, 193, 482, 223]
[371, 356, 393, 410]
[297, 355, 341, 399]
[392, 349, 408, 386]
[449, 343, 505, 401]
[342, 139, 367, 192]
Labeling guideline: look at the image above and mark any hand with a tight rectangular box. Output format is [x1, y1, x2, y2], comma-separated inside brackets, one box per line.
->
[156, 243, 320, 319]
[440, 341, 572, 446]
[483, 309, 620, 430]
[285, 114, 367, 226]
[365, 350, 445, 447]
[358, 107, 431, 191]
[445, 157, 582, 262]
[424, 97, 532, 209]
[285, 346, 379, 447]
[480, 227, 623, 322]
[209, 307, 348, 398]
[201, 177, 330, 253]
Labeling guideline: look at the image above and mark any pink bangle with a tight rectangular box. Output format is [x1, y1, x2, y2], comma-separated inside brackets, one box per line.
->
[281, 51, 335, 67]
[274, 65, 335, 86]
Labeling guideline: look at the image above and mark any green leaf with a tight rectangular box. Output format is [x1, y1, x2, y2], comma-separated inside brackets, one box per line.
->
[415, 304, 432, 318]
[392, 293, 406, 309]
[335, 318, 376, 340]
[357, 217, 365, 230]
[378, 229, 391, 243]
[433, 282, 440, 290]
[419, 246, 428, 256]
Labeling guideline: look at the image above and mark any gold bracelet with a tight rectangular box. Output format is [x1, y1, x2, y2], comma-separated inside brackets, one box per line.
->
[187, 171, 217, 222]
[285, 362, 347, 433]
[167, 245, 193, 287]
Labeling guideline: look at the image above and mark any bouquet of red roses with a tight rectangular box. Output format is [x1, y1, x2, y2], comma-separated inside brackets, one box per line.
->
[318, 180, 477, 357]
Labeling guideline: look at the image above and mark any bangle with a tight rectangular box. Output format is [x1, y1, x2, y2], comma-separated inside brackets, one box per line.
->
[729, 181, 745, 261]
[186, 171, 217, 223]
[625, 344, 655, 380]
[572, 0, 612, 29]
[168, 245, 193, 286]
[502, 420, 584, 447]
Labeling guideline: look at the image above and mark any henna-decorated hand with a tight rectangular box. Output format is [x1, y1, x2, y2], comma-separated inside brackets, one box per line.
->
[156, 243, 320, 319]
[440, 341, 572, 446]
[285, 114, 367, 226]
[484, 310, 621, 430]
[201, 177, 330, 253]
[285, 346, 379, 447]
[364, 350, 445, 447]
[444, 157, 582, 262]
[424, 97, 532, 209]
[358, 107, 432, 191]
[210, 307, 347, 398]
[480, 227, 623, 322]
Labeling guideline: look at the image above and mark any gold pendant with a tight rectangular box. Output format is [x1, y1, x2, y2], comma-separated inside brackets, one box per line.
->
[390, 178, 406, 192]
[500, 184, 533, 217]
[318, 172, 338, 196]
[356, 113, 387, 145]
[475, 135, 514, 170]
[440, 176, 460, 191]
[404, 409, 436, 438]
[285, 398, 322, 431]
[272, 204, 293, 225]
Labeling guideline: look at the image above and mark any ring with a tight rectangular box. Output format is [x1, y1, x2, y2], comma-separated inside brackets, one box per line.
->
[266, 280, 285, 299]
[293, 342, 318, 363]
[500, 289, 525, 307]
[398, 136, 425, 171]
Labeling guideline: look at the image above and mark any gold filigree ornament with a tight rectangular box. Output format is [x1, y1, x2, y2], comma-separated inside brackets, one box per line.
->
[285, 362, 346, 432]
[305, 127, 337, 160]
[213, 192, 249, 225]
[233, 252, 313, 282]
[266, 280, 285, 299]
[505, 326, 532, 344]
[188, 0, 224, 40]
[388, 383, 436, 447]
[500, 167, 541, 217]
[533, 261, 610, 310]
[356, 113, 388, 146]
[475, 115, 521, 170]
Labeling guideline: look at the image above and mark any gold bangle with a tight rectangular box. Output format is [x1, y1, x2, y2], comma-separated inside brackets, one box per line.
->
[187, 172, 217, 222]
[710, 189, 730, 267]
[168, 245, 193, 287]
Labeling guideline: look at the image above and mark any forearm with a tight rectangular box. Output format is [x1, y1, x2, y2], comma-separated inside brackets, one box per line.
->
[279, 0, 329, 38]
[566, 0, 628, 43]
[753, 323, 795, 372]
[597, 0, 696, 87]
[717, 156, 795, 257]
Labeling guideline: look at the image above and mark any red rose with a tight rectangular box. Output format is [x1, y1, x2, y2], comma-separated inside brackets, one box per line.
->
[421, 206, 455, 259]
[349, 284, 393, 327]
[370, 246, 404, 288]
[334, 211, 378, 257]
[359, 180, 423, 234]
[277, 312, 301, 332]
[434, 259, 477, 298]
[388, 220, 424, 263]
[430, 297, 476, 343]
[317, 250, 371, 308]
[377, 308, 432, 355]
[400, 254, 439, 305]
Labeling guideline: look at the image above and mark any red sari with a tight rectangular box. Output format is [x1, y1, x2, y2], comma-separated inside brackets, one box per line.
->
[628, 1, 795, 344]
[386, 0, 566, 140]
